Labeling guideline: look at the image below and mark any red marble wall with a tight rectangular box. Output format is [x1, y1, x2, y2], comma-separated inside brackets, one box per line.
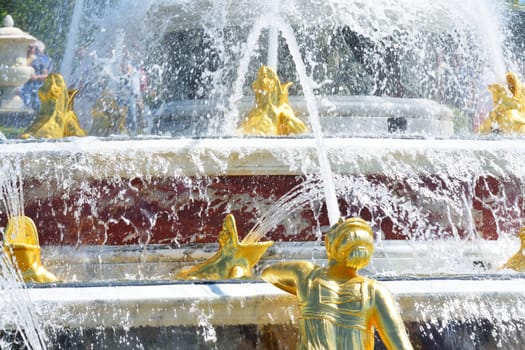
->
[0, 174, 520, 246]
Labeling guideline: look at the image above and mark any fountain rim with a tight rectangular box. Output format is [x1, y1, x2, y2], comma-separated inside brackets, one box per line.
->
[1, 134, 524, 150]
[2, 276, 525, 329]
[23, 271, 525, 290]
[1, 136, 524, 180]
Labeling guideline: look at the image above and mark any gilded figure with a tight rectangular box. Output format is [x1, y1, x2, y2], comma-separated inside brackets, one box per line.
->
[21, 73, 86, 139]
[500, 226, 525, 271]
[479, 71, 525, 135]
[262, 217, 413, 350]
[240, 66, 308, 136]
[176, 214, 273, 280]
[89, 90, 128, 136]
[3, 216, 58, 283]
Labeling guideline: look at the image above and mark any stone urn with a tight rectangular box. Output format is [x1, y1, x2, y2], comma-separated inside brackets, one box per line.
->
[0, 15, 36, 126]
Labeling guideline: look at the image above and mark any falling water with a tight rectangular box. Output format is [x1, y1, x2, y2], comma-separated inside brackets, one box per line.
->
[228, 13, 341, 226]
[60, 0, 85, 81]
[61, 0, 518, 134]
[0, 159, 47, 350]
[275, 18, 341, 226]
[266, 0, 280, 70]
[227, 15, 269, 125]
[0, 159, 24, 221]
[1, 0, 525, 348]
[0, 256, 47, 350]
[456, 0, 508, 81]
[242, 176, 325, 243]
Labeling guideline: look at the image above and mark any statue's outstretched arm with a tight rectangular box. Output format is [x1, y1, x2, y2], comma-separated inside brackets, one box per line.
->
[261, 261, 314, 296]
[373, 283, 413, 350]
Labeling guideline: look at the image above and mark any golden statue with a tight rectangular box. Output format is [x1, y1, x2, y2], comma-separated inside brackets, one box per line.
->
[89, 90, 128, 136]
[21, 73, 87, 139]
[3, 216, 58, 283]
[240, 66, 308, 136]
[262, 217, 413, 350]
[500, 226, 525, 271]
[479, 71, 525, 135]
[176, 214, 273, 280]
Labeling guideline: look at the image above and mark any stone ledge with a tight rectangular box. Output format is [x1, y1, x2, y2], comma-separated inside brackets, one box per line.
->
[1, 136, 524, 178]
[2, 277, 525, 329]
[40, 240, 513, 282]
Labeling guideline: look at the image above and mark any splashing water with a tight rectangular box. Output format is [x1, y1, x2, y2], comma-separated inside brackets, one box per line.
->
[0, 159, 25, 220]
[59, 0, 516, 228]
[0, 159, 48, 350]
[228, 13, 341, 225]
[60, 0, 86, 81]
[62, 0, 517, 139]
[0, 255, 47, 350]
[242, 177, 325, 243]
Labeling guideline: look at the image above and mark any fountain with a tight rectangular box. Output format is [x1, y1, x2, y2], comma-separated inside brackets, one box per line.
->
[1, 0, 525, 348]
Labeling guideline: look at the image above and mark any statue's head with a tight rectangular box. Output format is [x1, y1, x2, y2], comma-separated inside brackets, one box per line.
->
[218, 214, 238, 248]
[506, 72, 521, 96]
[252, 66, 279, 96]
[38, 73, 68, 104]
[325, 217, 374, 270]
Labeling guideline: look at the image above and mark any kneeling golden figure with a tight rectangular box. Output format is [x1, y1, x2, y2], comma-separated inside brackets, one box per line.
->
[240, 66, 308, 136]
[176, 214, 273, 280]
[262, 217, 413, 350]
[479, 71, 525, 135]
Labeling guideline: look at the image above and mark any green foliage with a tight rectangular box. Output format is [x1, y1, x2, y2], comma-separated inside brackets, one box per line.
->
[0, 126, 23, 139]
[450, 107, 472, 135]
[0, 0, 75, 73]
[511, 0, 525, 7]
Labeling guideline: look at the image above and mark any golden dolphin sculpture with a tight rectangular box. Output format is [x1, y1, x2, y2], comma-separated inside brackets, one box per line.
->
[262, 217, 413, 350]
[3, 216, 58, 283]
[21, 73, 86, 139]
[240, 66, 308, 136]
[176, 214, 273, 280]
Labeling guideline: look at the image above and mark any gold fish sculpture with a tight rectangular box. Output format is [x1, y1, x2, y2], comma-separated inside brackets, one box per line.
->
[262, 217, 413, 350]
[176, 214, 273, 280]
[240, 66, 308, 136]
[21, 73, 86, 139]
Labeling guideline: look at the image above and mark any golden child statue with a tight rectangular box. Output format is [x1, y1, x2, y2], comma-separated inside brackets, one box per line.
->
[240, 66, 308, 136]
[21, 73, 86, 139]
[262, 217, 413, 350]
[176, 214, 273, 280]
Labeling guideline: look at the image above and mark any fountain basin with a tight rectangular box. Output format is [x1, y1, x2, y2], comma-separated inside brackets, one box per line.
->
[1, 135, 523, 348]
[2, 276, 525, 349]
[154, 96, 455, 137]
[0, 136, 522, 246]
